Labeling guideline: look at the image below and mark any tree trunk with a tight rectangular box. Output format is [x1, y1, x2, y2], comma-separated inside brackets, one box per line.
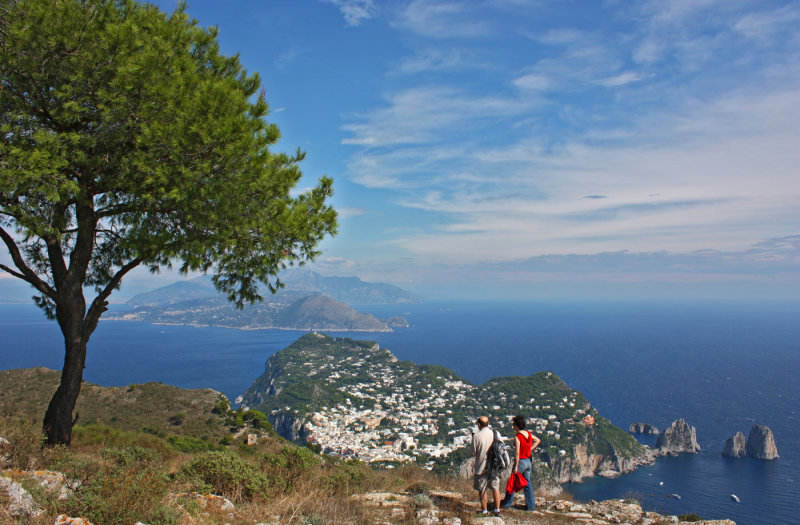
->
[43, 334, 87, 446]
[43, 290, 89, 446]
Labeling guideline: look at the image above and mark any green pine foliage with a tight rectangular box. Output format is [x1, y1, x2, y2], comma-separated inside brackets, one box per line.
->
[0, 0, 337, 444]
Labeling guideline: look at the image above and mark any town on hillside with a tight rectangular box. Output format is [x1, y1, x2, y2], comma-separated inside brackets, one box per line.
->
[238, 333, 636, 472]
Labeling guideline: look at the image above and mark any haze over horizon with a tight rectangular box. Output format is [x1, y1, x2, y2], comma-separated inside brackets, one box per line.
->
[2, 0, 798, 302]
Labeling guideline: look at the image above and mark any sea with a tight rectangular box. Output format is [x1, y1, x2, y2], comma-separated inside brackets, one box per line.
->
[0, 300, 797, 525]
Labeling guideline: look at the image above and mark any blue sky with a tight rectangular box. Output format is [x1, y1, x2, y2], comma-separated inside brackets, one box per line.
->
[2, 0, 799, 301]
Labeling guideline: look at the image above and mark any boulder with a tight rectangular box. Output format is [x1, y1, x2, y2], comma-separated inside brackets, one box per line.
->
[0, 436, 10, 467]
[629, 422, 660, 435]
[745, 424, 778, 460]
[655, 419, 700, 455]
[0, 475, 43, 518]
[722, 431, 746, 458]
[54, 517, 95, 525]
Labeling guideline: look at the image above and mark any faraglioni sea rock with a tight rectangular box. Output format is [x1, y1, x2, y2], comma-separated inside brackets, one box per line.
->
[656, 418, 701, 455]
[745, 424, 779, 460]
[722, 431, 747, 458]
[629, 422, 660, 435]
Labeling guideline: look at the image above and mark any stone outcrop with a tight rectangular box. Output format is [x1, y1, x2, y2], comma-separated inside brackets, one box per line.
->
[629, 422, 660, 435]
[745, 424, 778, 460]
[547, 442, 658, 483]
[269, 410, 311, 443]
[54, 517, 95, 525]
[2, 468, 75, 500]
[0, 436, 10, 467]
[656, 419, 700, 455]
[352, 491, 737, 524]
[722, 431, 746, 458]
[0, 474, 43, 518]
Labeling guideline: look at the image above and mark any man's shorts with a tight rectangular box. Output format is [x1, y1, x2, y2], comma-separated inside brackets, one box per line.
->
[473, 470, 500, 493]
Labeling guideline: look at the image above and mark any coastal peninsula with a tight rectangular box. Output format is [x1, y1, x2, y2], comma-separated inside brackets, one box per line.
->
[238, 333, 655, 486]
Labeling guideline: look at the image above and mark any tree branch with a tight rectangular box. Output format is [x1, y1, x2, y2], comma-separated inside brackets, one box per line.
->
[84, 256, 143, 334]
[0, 226, 56, 298]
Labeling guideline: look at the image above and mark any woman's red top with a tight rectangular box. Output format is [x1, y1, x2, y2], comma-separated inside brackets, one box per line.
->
[517, 431, 533, 459]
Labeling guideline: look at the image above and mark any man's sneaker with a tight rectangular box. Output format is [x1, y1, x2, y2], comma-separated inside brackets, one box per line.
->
[493, 508, 502, 516]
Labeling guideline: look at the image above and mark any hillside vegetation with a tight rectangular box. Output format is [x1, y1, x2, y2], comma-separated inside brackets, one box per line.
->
[0, 368, 730, 524]
[0, 368, 230, 443]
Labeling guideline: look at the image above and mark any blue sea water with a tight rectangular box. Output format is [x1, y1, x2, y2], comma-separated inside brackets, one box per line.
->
[0, 300, 797, 525]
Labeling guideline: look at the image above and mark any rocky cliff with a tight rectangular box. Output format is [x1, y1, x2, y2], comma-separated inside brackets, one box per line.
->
[722, 431, 746, 458]
[745, 424, 779, 460]
[655, 419, 700, 455]
[547, 441, 658, 483]
[629, 422, 660, 435]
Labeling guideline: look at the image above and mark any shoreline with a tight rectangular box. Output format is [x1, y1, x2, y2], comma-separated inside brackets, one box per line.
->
[103, 318, 393, 333]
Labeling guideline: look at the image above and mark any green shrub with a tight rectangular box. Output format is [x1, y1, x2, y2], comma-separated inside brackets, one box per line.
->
[411, 493, 433, 508]
[678, 513, 703, 522]
[0, 417, 44, 469]
[168, 412, 186, 426]
[260, 446, 320, 491]
[179, 450, 270, 502]
[321, 459, 367, 495]
[57, 447, 180, 525]
[405, 481, 432, 495]
[242, 409, 273, 432]
[166, 435, 218, 453]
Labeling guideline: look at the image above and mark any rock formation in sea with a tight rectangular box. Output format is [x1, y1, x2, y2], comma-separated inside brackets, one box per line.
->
[745, 424, 779, 460]
[629, 422, 660, 435]
[722, 431, 746, 458]
[655, 418, 700, 455]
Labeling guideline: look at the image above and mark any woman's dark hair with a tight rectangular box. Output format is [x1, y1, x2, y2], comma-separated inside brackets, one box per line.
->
[512, 414, 526, 430]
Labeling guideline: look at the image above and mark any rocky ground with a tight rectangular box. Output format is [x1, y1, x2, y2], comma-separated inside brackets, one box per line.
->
[1, 460, 738, 525]
[352, 491, 737, 525]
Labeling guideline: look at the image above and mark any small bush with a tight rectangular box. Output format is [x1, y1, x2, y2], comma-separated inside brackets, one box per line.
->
[678, 513, 704, 522]
[168, 412, 186, 426]
[406, 481, 432, 495]
[72, 423, 172, 457]
[321, 459, 367, 495]
[179, 450, 270, 502]
[167, 435, 218, 453]
[0, 417, 44, 469]
[411, 492, 433, 508]
[261, 446, 320, 490]
[57, 447, 180, 525]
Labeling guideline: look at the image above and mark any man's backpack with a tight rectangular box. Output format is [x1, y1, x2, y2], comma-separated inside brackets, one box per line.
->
[486, 429, 510, 475]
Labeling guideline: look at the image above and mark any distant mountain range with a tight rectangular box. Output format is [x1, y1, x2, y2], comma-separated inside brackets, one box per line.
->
[127, 269, 417, 307]
[107, 270, 415, 332]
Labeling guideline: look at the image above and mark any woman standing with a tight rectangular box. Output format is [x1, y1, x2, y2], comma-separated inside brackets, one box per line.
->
[500, 414, 541, 510]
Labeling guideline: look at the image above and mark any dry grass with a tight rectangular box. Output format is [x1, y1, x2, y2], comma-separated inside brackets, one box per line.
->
[4, 417, 597, 525]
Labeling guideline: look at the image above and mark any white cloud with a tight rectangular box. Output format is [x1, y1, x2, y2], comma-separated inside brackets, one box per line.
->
[344, 86, 800, 262]
[394, 48, 472, 74]
[395, 0, 489, 38]
[598, 71, 646, 87]
[341, 86, 539, 151]
[336, 206, 370, 219]
[535, 28, 586, 46]
[322, 0, 376, 26]
[514, 73, 551, 91]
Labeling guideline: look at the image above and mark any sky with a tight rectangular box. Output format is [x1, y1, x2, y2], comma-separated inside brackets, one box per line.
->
[2, 0, 799, 302]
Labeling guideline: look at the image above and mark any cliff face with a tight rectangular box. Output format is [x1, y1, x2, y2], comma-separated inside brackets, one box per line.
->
[629, 422, 659, 435]
[270, 411, 311, 443]
[745, 424, 779, 460]
[655, 419, 701, 455]
[722, 431, 746, 458]
[548, 441, 657, 483]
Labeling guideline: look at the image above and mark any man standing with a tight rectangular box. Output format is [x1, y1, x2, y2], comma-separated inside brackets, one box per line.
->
[471, 415, 502, 516]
